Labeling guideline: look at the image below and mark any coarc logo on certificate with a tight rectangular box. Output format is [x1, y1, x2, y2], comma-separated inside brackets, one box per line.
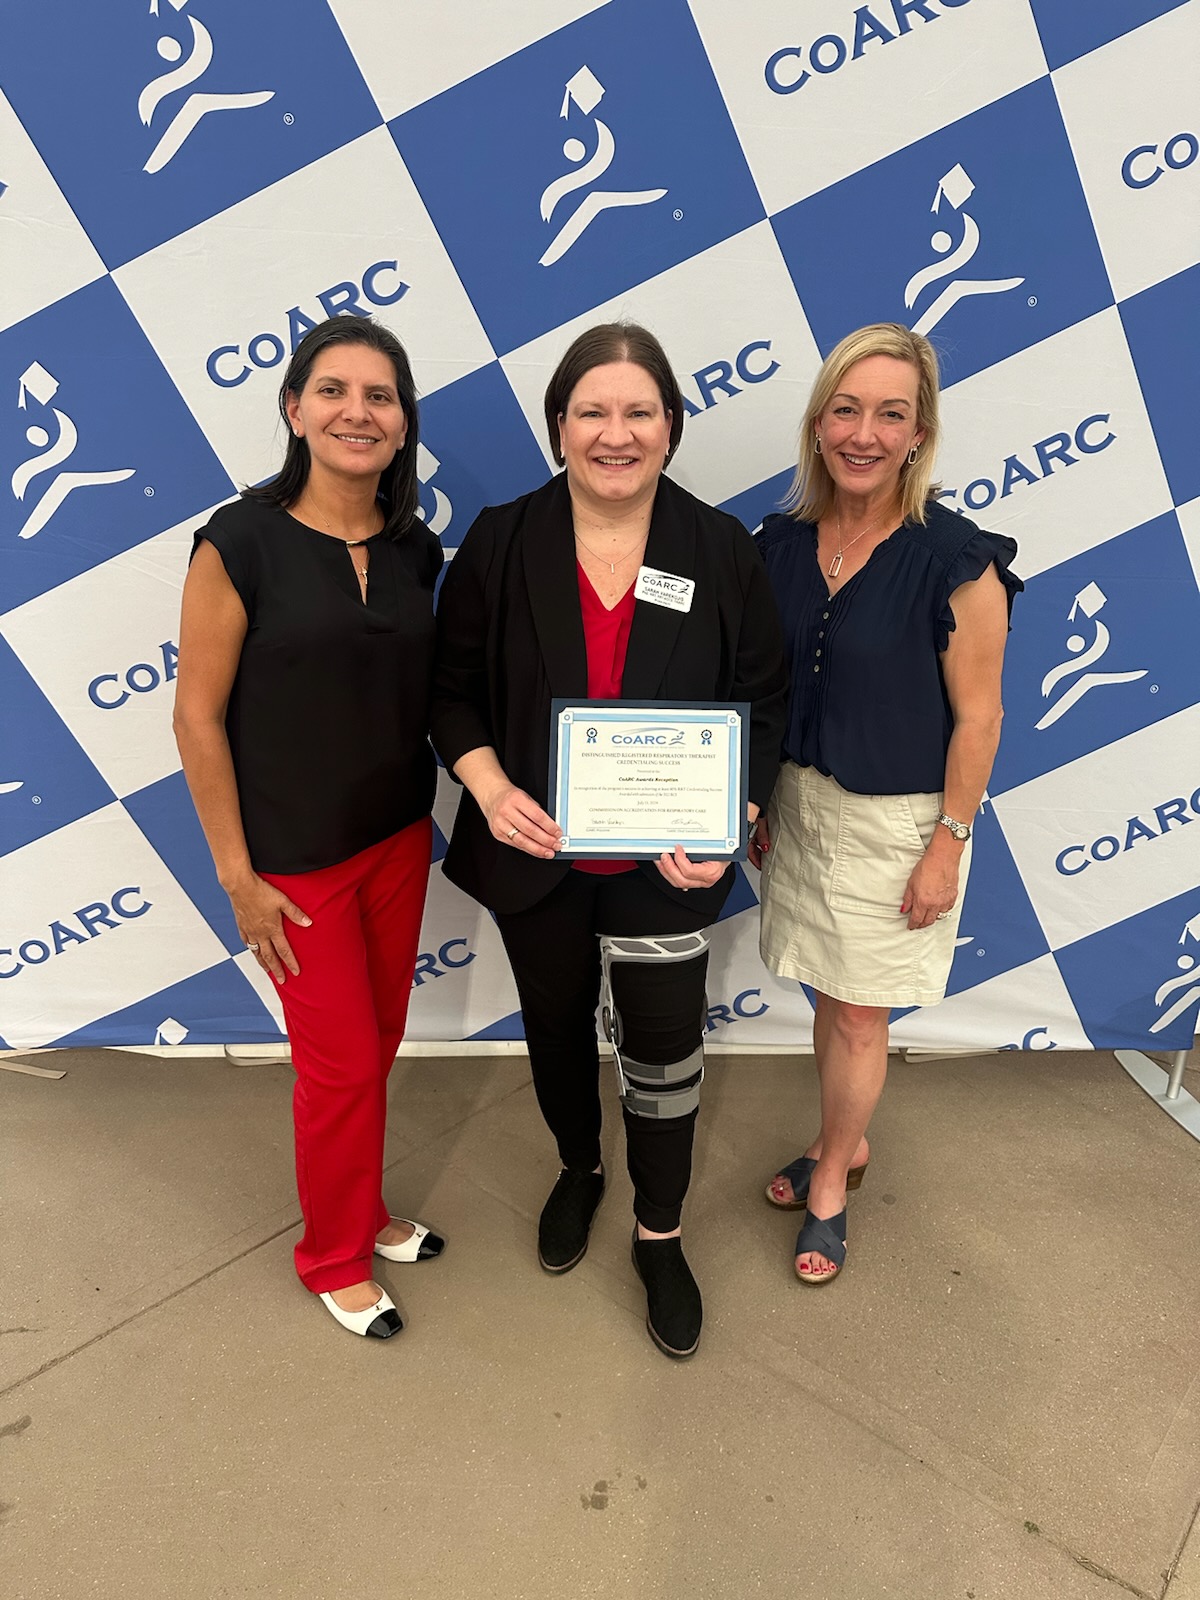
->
[550, 700, 750, 860]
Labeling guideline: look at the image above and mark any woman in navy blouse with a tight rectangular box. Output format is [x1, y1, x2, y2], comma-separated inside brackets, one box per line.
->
[749, 323, 1021, 1286]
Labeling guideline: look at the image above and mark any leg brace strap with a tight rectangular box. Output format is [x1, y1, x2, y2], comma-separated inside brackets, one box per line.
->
[600, 932, 709, 1120]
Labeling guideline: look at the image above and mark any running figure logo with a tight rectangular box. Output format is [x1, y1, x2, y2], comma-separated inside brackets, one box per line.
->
[1150, 912, 1200, 1036]
[139, 0, 274, 176]
[538, 66, 666, 268]
[903, 164, 1024, 336]
[11, 362, 134, 541]
[1035, 581, 1148, 731]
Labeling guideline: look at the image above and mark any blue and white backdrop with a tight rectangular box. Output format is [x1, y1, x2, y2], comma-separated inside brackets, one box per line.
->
[1, 0, 1197, 1056]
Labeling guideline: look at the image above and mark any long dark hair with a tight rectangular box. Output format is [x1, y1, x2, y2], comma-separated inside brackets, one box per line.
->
[543, 322, 685, 467]
[244, 316, 420, 539]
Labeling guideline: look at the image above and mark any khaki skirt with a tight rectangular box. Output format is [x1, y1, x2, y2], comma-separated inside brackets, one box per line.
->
[759, 762, 972, 1008]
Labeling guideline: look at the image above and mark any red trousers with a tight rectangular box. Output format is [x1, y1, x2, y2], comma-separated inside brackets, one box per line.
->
[260, 818, 432, 1294]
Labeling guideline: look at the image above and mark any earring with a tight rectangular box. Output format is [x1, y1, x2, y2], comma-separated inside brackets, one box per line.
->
[907, 445, 919, 465]
[814, 435, 822, 455]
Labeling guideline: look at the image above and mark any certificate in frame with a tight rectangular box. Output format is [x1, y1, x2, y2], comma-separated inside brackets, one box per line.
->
[549, 699, 750, 860]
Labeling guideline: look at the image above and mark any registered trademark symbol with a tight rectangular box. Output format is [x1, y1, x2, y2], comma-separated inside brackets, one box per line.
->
[283, 112, 295, 126]
[1150, 683, 1159, 693]
[143, 486, 154, 497]
[1027, 295, 1037, 307]
[673, 209, 684, 221]
[31, 795, 41, 805]
[976, 947, 986, 957]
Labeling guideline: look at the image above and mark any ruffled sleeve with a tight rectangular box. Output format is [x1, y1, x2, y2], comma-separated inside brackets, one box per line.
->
[935, 528, 1022, 652]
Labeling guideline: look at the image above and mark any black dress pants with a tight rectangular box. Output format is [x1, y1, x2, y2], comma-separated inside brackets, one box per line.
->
[495, 868, 712, 1232]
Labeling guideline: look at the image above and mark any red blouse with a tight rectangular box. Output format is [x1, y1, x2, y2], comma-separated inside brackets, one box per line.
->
[574, 563, 637, 875]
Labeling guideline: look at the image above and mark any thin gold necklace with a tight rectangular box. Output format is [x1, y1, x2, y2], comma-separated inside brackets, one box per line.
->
[828, 507, 892, 578]
[295, 493, 381, 543]
[293, 495, 377, 591]
[574, 530, 646, 575]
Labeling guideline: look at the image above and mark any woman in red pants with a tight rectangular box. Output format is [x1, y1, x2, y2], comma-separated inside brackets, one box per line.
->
[174, 316, 445, 1341]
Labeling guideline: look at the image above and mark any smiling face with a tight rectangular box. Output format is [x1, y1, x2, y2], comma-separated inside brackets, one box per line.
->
[558, 361, 672, 512]
[816, 354, 925, 505]
[285, 341, 408, 489]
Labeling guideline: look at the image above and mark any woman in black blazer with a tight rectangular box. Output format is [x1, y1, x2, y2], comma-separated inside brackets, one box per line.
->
[432, 324, 786, 1359]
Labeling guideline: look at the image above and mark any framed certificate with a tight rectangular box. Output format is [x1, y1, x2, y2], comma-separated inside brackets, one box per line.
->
[549, 700, 750, 859]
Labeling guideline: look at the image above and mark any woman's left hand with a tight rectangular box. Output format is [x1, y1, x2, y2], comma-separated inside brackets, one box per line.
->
[901, 847, 961, 930]
[746, 812, 770, 872]
[655, 845, 727, 892]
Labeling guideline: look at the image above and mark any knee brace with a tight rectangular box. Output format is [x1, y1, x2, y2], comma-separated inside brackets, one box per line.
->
[599, 932, 709, 1120]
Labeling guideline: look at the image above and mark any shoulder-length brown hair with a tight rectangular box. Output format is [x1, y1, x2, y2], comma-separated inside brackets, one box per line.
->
[786, 323, 942, 527]
[543, 322, 685, 467]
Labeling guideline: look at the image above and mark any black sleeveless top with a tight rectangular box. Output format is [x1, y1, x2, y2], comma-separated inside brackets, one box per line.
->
[755, 500, 1021, 795]
[194, 497, 442, 873]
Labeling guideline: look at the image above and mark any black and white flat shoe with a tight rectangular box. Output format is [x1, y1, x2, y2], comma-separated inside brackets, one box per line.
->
[373, 1218, 445, 1263]
[318, 1288, 403, 1339]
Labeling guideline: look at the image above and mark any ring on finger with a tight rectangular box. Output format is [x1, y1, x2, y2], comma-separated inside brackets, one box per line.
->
[935, 911, 949, 921]
[507, 825, 519, 840]
[247, 940, 261, 952]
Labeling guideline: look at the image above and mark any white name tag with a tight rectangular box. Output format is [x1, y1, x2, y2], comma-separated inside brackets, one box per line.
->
[634, 566, 695, 613]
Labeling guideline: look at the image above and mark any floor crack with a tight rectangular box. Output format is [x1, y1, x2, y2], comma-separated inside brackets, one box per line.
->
[0, 1220, 300, 1403]
[1065, 1553, 1152, 1597]
[1161, 1491, 1200, 1597]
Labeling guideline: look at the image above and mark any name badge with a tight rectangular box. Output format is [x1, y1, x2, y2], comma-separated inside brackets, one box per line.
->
[634, 566, 694, 613]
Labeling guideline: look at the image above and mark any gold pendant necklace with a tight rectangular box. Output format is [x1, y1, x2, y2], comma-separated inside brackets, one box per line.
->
[827, 508, 888, 579]
[346, 538, 369, 593]
[291, 493, 376, 595]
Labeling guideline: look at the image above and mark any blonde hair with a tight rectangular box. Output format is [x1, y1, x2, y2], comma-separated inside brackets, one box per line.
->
[786, 323, 942, 526]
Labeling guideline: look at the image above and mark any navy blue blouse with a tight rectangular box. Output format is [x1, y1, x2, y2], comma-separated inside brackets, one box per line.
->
[755, 500, 1021, 796]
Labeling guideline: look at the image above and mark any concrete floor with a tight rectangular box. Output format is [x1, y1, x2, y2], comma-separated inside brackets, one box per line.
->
[2, 1045, 1198, 1600]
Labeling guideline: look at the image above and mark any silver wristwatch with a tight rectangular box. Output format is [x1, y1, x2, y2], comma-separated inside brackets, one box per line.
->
[936, 812, 971, 842]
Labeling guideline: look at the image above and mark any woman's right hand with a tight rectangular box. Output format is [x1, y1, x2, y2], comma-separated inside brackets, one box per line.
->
[747, 812, 771, 871]
[480, 780, 563, 860]
[228, 875, 312, 984]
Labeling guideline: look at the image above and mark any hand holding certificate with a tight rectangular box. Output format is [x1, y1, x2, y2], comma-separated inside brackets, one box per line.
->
[550, 700, 750, 860]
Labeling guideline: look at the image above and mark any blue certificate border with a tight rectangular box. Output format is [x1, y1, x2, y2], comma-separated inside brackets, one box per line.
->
[549, 699, 751, 859]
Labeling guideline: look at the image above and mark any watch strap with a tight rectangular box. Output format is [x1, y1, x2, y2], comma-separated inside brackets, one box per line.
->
[936, 811, 971, 841]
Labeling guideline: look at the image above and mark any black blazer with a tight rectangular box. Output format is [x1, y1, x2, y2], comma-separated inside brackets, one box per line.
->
[431, 473, 787, 917]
